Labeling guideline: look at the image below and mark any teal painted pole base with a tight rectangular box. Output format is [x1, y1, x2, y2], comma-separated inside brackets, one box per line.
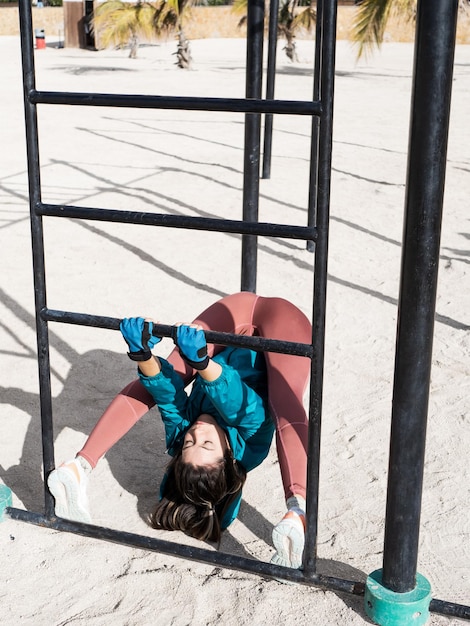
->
[365, 569, 432, 626]
[0, 485, 13, 521]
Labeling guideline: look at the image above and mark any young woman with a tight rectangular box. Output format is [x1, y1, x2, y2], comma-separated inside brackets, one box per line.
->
[48, 292, 311, 569]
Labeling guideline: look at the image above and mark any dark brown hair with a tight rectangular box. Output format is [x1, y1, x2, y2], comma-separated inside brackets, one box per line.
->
[150, 447, 246, 543]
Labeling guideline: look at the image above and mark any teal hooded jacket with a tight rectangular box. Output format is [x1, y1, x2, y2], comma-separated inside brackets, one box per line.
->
[137, 346, 275, 528]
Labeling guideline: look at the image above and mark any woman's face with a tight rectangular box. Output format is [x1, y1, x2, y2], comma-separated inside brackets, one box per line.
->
[182, 413, 228, 467]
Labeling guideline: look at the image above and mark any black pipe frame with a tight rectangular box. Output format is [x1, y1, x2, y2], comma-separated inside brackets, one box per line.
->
[261, 0, 280, 180]
[40, 308, 314, 357]
[307, 0, 323, 253]
[14, 0, 333, 593]
[241, 0, 265, 293]
[382, 0, 461, 594]
[9, 0, 469, 620]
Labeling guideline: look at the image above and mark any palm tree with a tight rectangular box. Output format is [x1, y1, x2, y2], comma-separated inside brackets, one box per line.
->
[93, 0, 158, 59]
[278, 0, 316, 62]
[93, 0, 194, 67]
[232, 0, 316, 63]
[153, 0, 193, 69]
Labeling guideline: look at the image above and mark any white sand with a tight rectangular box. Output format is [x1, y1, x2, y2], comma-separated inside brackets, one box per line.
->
[0, 35, 469, 625]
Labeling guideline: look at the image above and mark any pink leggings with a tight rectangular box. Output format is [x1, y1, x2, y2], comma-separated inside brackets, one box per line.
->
[79, 292, 311, 501]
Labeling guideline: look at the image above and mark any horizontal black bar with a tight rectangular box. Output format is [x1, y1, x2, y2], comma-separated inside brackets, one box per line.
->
[37, 203, 317, 242]
[8, 507, 469, 620]
[7, 508, 469, 620]
[6, 507, 363, 595]
[41, 308, 314, 358]
[29, 90, 322, 116]
[429, 598, 470, 621]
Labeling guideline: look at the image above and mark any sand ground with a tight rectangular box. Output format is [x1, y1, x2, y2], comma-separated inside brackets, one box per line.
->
[0, 34, 469, 625]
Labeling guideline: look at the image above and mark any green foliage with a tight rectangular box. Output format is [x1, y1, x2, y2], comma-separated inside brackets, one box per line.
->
[93, 0, 194, 65]
[93, 1, 159, 57]
[233, 0, 315, 62]
[352, 0, 469, 58]
[278, 0, 316, 36]
[152, 0, 192, 30]
[352, 0, 415, 58]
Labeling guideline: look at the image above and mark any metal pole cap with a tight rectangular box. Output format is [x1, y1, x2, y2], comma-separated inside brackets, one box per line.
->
[365, 569, 432, 626]
[0, 485, 13, 521]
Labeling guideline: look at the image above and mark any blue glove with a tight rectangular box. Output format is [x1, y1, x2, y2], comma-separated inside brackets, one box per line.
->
[120, 317, 161, 362]
[172, 325, 209, 370]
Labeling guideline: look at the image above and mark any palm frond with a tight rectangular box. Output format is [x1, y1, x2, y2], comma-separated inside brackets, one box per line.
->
[93, 1, 158, 50]
[353, 0, 393, 58]
[353, 0, 416, 59]
[153, 1, 178, 32]
[278, 0, 292, 27]
[163, 0, 192, 19]
[292, 5, 316, 32]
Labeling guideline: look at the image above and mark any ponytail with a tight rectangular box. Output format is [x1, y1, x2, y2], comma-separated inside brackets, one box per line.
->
[150, 448, 246, 543]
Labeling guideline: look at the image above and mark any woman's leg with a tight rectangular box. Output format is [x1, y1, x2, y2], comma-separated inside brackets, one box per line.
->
[249, 296, 311, 570]
[50, 373, 156, 522]
[49, 378, 156, 522]
[251, 297, 311, 503]
[78, 380, 156, 468]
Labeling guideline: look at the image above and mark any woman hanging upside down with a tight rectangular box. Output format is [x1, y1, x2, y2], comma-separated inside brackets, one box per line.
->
[48, 292, 311, 570]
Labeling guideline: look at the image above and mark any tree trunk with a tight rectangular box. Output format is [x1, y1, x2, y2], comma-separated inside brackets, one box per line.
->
[176, 27, 192, 69]
[284, 32, 298, 62]
[129, 33, 138, 59]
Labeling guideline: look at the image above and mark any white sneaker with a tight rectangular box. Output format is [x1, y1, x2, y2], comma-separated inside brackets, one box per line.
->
[47, 458, 91, 523]
[271, 510, 306, 570]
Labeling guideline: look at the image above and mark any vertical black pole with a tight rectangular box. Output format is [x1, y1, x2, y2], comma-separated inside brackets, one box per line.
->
[382, 0, 459, 593]
[261, 0, 279, 180]
[302, 0, 337, 578]
[306, 0, 323, 253]
[241, 0, 264, 293]
[18, 0, 56, 517]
